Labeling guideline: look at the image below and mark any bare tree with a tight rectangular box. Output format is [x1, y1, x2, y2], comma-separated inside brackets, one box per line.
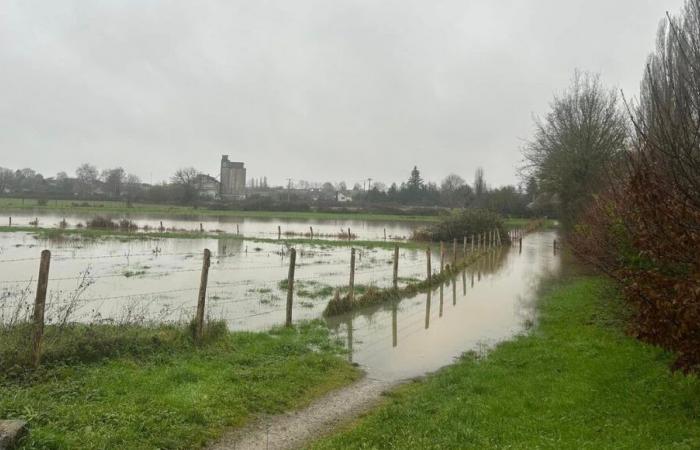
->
[75, 163, 99, 197]
[522, 71, 628, 227]
[171, 167, 200, 203]
[101, 167, 126, 198]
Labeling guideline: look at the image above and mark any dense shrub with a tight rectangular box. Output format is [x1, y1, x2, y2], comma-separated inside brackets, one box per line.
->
[572, 0, 700, 371]
[86, 216, 117, 229]
[412, 209, 510, 244]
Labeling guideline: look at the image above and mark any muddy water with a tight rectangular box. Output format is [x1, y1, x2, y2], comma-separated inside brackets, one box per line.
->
[0, 230, 559, 383]
[325, 230, 561, 381]
[2, 211, 420, 240]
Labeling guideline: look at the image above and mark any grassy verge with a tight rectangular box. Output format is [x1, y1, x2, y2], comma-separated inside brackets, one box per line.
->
[0, 321, 360, 449]
[0, 198, 440, 223]
[313, 276, 700, 448]
[323, 251, 486, 316]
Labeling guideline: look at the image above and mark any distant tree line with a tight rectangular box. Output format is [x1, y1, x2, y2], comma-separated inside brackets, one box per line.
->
[0, 162, 546, 218]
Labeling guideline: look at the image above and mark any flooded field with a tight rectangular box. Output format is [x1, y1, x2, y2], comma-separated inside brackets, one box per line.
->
[2, 211, 420, 240]
[0, 229, 559, 382]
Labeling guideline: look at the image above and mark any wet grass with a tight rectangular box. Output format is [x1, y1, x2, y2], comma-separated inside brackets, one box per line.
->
[323, 251, 486, 316]
[0, 321, 360, 449]
[313, 277, 700, 448]
[278, 279, 370, 300]
[0, 198, 440, 222]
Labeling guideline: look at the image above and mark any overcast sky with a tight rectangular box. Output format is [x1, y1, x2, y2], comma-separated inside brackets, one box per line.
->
[0, 0, 685, 188]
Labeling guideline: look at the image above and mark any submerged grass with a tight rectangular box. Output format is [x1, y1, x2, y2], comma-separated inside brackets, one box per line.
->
[1, 320, 359, 449]
[323, 251, 487, 316]
[313, 277, 700, 448]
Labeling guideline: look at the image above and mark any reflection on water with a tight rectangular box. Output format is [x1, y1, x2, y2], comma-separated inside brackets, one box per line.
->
[325, 231, 560, 382]
[0, 228, 561, 382]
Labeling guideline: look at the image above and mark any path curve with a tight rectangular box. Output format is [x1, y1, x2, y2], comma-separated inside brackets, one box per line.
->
[208, 377, 395, 450]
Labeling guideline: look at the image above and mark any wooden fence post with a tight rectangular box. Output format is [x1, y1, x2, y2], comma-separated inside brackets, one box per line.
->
[348, 228, 352, 240]
[426, 247, 432, 285]
[471, 234, 474, 252]
[310, 226, 314, 240]
[194, 249, 211, 344]
[440, 241, 445, 273]
[285, 248, 296, 327]
[237, 224, 240, 235]
[553, 239, 557, 255]
[392, 245, 399, 289]
[384, 228, 387, 241]
[8, 216, 11, 227]
[278, 225, 281, 239]
[519, 236, 523, 253]
[349, 248, 356, 302]
[452, 238, 457, 268]
[199, 223, 203, 232]
[31, 250, 51, 368]
[463, 236, 467, 260]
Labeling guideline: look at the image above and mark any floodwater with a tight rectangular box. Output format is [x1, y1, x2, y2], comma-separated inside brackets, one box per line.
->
[2, 211, 420, 241]
[325, 230, 561, 381]
[0, 229, 560, 383]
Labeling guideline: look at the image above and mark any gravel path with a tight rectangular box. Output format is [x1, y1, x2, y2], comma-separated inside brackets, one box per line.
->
[208, 377, 396, 450]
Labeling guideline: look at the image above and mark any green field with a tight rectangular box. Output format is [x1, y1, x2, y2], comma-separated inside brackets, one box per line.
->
[0, 197, 440, 223]
[0, 321, 359, 449]
[313, 277, 700, 449]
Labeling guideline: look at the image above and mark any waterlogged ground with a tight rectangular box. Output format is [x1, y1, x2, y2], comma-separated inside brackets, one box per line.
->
[0, 230, 559, 382]
[2, 211, 418, 240]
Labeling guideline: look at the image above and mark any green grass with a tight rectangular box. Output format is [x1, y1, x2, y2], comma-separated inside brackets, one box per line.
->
[0, 198, 440, 222]
[0, 321, 360, 449]
[313, 276, 700, 449]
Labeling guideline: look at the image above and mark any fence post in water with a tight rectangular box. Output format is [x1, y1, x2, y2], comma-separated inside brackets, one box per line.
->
[285, 248, 296, 327]
[30, 250, 51, 368]
[278, 225, 281, 239]
[194, 249, 211, 344]
[384, 228, 387, 241]
[237, 224, 240, 235]
[199, 223, 203, 233]
[519, 236, 523, 254]
[471, 234, 474, 253]
[452, 238, 457, 268]
[349, 248, 356, 302]
[8, 216, 11, 227]
[426, 247, 432, 285]
[553, 239, 557, 255]
[310, 226, 313, 240]
[348, 228, 352, 240]
[392, 245, 399, 289]
[440, 242, 445, 273]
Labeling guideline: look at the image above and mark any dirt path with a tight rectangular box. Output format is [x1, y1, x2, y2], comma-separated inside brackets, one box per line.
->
[208, 377, 396, 450]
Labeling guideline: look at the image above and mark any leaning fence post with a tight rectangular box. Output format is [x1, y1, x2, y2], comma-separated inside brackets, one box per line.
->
[310, 226, 314, 240]
[426, 247, 432, 285]
[31, 250, 51, 367]
[195, 249, 211, 344]
[285, 248, 296, 327]
[392, 245, 399, 289]
[349, 248, 356, 302]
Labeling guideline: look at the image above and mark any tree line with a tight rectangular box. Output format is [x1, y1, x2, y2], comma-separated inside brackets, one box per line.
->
[522, 0, 700, 370]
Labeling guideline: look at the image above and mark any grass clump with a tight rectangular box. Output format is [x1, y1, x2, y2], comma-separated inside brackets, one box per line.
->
[313, 277, 700, 448]
[412, 208, 510, 244]
[1, 321, 359, 449]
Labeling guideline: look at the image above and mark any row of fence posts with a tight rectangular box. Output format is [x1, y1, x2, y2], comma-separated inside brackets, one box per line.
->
[25, 227, 532, 367]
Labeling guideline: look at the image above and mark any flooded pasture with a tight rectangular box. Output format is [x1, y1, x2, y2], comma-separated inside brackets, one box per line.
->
[0, 229, 559, 382]
[2, 211, 421, 241]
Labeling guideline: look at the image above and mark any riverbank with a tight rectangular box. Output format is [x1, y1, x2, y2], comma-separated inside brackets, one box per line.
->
[312, 276, 700, 448]
[0, 321, 359, 449]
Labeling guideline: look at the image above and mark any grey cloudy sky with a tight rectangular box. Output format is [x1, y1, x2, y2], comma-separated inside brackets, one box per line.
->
[0, 0, 685, 188]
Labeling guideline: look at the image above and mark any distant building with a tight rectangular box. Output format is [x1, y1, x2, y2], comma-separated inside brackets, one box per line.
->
[337, 192, 353, 203]
[220, 155, 246, 200]
[195, 174, 220, 199]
